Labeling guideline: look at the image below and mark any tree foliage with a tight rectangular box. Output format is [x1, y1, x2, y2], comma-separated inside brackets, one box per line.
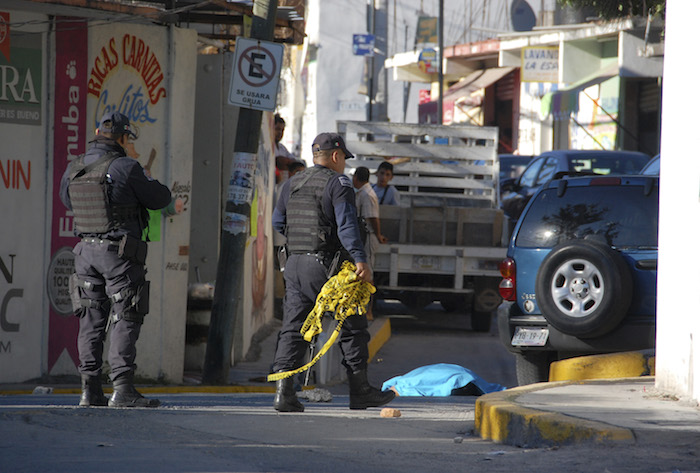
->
[557, 0, 665, 19]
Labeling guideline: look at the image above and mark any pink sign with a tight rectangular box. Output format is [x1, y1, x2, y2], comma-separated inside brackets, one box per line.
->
[48, 18, 87, 371]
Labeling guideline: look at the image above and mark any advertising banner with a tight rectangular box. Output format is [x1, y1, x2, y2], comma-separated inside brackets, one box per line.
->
[0, 11, 46, 382]
[0, 12, 42, 125]
[81, 23, 195, 382]
[0, 12, 196, 384]
[48, 17, 88, 375]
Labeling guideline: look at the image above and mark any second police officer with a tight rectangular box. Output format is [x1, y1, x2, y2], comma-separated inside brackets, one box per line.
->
[271, 132, 396, 412]
[60, 112, 172, 408]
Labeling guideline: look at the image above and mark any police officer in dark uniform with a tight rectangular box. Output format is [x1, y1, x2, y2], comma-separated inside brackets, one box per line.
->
[271, 132, 396, 412]
[59, 112, 171, 408]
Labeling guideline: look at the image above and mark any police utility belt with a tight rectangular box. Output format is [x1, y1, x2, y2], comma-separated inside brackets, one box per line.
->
[280, 248, 344, 278]
[81, 234, 148, 265]
[69, 234, 150, 321]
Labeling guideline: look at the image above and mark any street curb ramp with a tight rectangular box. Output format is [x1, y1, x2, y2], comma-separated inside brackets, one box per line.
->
[475, 380, 635, 447]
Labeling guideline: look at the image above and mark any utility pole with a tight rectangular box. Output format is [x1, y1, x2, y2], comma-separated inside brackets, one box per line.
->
[202, 0, 278, 384]
[437, 0, 444, 124]
[368, 0, 376, 121]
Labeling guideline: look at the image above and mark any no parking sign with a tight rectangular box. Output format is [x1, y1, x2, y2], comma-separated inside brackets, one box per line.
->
[228, 37, 284, 111]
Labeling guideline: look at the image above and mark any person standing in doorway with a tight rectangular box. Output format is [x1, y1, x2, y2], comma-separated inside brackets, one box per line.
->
[274, 113, 297, 183]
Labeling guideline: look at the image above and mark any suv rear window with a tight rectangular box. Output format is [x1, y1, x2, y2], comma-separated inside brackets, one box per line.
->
[568, 155, 648, 174]
[515, 184, 658, 248]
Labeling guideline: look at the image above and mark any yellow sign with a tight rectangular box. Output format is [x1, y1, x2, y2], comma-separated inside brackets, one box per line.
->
[416, 16, 437, 44]
[418, 48, 437, 74]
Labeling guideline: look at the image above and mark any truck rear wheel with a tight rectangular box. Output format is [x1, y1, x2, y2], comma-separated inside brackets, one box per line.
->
[472, 280, 502, 316]
[471, 281, 500, 332]
[399, 292, 433, 310]
[471, 311, 492, 332]
[439, 295, 466, 313]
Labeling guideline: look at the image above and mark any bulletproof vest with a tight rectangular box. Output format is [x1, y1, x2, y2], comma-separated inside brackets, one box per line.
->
[68, 152, 141, 235]
[285, 166, 341, 254]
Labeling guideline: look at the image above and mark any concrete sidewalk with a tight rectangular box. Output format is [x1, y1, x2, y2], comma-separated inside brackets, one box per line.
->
[476, 369, 700, 448]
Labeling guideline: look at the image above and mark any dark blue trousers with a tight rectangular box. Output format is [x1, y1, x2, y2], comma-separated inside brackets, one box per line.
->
[273, 254, 369, 374]
[73, 240, 146, 381]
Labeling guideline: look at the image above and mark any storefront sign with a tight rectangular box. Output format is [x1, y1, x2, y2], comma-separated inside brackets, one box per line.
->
[521, 46, 559, 83]
[416, 16, 437, 44]
[418, 49, 437, 74]
[0, 12, 42, 125]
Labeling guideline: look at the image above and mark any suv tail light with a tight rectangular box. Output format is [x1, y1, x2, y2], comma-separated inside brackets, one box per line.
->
[499, 258, 516, 301]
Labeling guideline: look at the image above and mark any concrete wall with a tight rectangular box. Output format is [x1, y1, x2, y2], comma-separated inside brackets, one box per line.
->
[0, 10, 47, 383]
[187, 52, 277, 368]
[655, 0, 700, 404]
[0, 9, 197, 384]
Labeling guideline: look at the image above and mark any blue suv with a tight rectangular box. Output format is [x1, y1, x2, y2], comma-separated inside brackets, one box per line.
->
[497, 175, 658, 385]
[500, 150, 651, 225]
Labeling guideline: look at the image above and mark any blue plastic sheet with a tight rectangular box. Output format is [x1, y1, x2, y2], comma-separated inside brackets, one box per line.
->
[381, 363, 507, 396]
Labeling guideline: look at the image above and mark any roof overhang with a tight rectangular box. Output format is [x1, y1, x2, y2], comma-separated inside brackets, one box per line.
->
[14, 0, 306, 45]
[444, 66, 516, 103]
[544, 62, 620, 119]
[498, 18, 664, 83]
[385, 38, 503, 84]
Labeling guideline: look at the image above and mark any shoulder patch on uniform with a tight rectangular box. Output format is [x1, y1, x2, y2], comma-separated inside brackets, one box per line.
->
[338, 175, 353, 188]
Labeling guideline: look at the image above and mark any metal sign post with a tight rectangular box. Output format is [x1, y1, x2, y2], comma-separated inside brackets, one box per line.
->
[203, 0, 279, 385]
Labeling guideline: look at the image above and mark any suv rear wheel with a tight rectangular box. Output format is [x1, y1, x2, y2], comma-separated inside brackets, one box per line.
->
[515, 351, 555, 385]
[535, 240, 633, 338]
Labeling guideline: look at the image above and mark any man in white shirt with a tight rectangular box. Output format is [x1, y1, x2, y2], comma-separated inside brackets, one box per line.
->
[353, 167, 388, 320]
[353, 166, 387, 268]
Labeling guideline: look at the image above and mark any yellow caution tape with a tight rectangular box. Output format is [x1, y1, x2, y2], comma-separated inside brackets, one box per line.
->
[267, 261, 376, 382]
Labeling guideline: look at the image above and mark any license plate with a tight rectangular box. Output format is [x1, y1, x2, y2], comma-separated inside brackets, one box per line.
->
[511, 327, 549, 346]
[412, 255, 439, 269]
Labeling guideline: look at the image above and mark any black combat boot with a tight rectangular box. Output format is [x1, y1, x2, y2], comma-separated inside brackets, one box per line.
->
[348, 369, 396, 410]
[79, 375, 108, 407]
[273, 373, 304, 412]
[108, 373, 160, 408]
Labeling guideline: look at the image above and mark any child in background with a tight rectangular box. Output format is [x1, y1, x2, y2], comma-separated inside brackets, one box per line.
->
[372, 161, 400, 206]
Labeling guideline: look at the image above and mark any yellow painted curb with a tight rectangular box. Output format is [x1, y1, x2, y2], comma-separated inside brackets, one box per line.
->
[475, 381, 635, 447]
[368, 317, 391, 361]
[0, 385, 277, 396]
[549, 350, 655, 382]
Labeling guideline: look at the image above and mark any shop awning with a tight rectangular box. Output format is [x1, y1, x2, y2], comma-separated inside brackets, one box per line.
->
[543, 63, 619, 120]
[443, 67, 515, 104]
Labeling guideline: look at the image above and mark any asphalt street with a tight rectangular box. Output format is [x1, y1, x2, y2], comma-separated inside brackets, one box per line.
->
[3, 389, 700, 473]
[2, 306, 700, 472]
[2, 392, 484, 473]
